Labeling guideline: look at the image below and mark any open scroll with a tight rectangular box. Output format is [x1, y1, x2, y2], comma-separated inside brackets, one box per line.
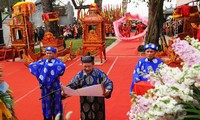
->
[61, 84, 105, 96]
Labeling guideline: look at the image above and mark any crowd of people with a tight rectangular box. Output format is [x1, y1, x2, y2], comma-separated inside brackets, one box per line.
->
[33, 20, 148, 43]
[62, 23, 82, 40]
[118, 20, 146, 37]
[105, 24, 115, 37]
[34, 26, 45, 43]
[162, 16, 183, 37]
[33, 22, 83, 45]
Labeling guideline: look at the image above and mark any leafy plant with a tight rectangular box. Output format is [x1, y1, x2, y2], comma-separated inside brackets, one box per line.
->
[0, 90, 17, 120]
[0, 91, 13, 107]
[177, 85, 200, 120]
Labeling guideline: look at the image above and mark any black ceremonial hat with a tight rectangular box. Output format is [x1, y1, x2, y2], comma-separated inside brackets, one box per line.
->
[81, 56, 94, 63]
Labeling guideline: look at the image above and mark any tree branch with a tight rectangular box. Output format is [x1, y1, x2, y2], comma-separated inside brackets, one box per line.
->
[71, 0, 90, 9]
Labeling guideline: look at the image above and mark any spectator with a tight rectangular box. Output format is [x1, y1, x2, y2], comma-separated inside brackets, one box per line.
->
[38, 26, 45, 41]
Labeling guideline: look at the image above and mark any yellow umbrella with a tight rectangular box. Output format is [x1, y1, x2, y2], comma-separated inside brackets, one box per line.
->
[12, 1, 35, 17]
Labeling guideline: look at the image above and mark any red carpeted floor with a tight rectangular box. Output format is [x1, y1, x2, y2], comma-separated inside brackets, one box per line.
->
[1, 39, 143, 120]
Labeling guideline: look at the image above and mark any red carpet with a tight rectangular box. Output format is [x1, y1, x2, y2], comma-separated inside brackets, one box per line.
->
[107, 40, 143, 56]
[1, 39, 143, 119]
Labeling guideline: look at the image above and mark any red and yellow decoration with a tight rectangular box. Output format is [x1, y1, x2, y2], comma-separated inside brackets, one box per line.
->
[42, 12, 60, 22]
[12, 1, 35, 17]
[173, 5, 199, 19]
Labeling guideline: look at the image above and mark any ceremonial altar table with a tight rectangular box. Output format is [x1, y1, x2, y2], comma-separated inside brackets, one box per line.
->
[133, 81, 154, 96]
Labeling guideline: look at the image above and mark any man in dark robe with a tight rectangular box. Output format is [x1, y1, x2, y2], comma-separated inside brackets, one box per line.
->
[38, 26, 45, 41]
[64, 55, 113, 120]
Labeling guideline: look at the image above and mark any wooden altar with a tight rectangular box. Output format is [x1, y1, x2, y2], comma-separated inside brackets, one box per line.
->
[41, 32, 68, 56]
[40, 11, 75, 61]
[81, 3, 106, 63]
[22, 32, 74, 66]
[8, 2, 35, 61]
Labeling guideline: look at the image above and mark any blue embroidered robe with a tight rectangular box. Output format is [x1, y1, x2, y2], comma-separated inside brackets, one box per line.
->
[28, 58, 66, 118]
[68, 68, 113, 120]
[130, 57, 163, 92]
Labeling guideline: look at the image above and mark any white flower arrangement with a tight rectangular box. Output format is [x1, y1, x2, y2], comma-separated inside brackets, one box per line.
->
[127, 37, 200, 120]
[147, 96, 183, 119]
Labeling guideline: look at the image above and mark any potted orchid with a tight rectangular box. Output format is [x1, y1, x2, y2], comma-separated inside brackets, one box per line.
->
[127, 37, 200, 120]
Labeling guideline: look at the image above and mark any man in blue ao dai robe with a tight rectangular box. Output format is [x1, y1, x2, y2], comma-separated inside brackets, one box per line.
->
[29, 46, 66, 120]
[130, 43, 164, 95]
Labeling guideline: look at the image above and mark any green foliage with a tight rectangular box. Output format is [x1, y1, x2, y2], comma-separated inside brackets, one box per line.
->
[65, 39, 82, 52]
[177, 85, 200, 120]
[65, 38, 117, 53]
[0, 73, 16, 119]
[34, 38, 116, 53]
[0, 92, 13, 106]
[0, 0, 21, 12]
[106, 38, 117, 47]
[0, 91, 16, 119]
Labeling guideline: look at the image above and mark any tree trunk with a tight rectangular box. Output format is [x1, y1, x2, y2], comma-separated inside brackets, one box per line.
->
[145, 0, 164, 46]
[41, 0, 59, 38]
[0, 10, 5, 46]
[94, 0, 102, 11]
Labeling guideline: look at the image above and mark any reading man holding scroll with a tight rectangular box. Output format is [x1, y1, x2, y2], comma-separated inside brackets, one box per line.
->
[64, 55, 113, 120]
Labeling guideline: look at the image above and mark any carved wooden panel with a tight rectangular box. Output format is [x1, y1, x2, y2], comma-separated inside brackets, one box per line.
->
[81, 3, 106, 63]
